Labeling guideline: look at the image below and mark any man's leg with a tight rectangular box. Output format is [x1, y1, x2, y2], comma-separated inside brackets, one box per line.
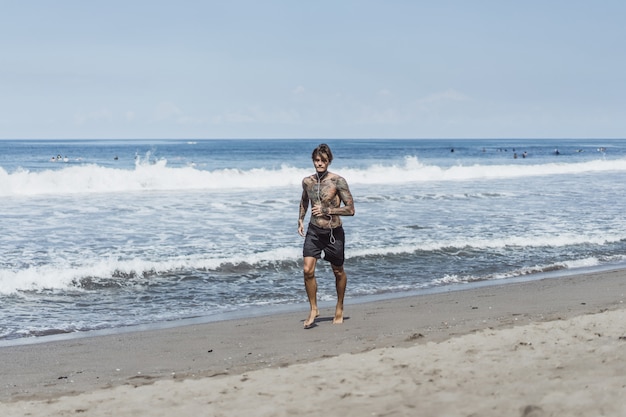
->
[331, 264, 347, 324]
[303, 256, 319, 328]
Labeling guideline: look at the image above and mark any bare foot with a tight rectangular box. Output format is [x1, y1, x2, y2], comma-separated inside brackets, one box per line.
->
[333, 305, 344, 324]
[303, 308, 319, 328]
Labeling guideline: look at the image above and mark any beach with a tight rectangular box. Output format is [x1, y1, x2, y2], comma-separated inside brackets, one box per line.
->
[1, 269, 625, 416]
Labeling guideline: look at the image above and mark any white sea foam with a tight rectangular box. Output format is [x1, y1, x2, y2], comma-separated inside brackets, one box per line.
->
[2, 228, 622, 295]
[349, 232, 626, 259]
[0, 246, 302, 295]
[2, 156, 626, 197]
[430, 256, 606, 286]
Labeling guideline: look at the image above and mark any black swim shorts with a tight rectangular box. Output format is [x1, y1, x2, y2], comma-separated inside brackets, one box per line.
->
[303, 223, 345, 266]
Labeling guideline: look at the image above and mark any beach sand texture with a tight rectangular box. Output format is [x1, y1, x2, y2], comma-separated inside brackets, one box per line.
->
[1, 269, 625, 417]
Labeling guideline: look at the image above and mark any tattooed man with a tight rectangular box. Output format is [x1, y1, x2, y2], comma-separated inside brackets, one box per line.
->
[298, 144, 355, 328]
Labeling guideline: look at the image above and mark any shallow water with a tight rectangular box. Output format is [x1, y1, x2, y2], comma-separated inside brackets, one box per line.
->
[2, 138, 626, 341]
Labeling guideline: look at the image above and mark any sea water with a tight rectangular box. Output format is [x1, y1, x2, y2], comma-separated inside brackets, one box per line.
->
[1, 138, 626, 342]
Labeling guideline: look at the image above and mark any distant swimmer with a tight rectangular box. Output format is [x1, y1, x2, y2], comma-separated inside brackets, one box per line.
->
[114, 155, 119, 160]
[50, 154, 69, 162]
[522, 151, 528, 158]
[554, 148, 560, 155]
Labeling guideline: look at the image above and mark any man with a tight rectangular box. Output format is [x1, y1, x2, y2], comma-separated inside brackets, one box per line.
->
[298, 143, 355, 328]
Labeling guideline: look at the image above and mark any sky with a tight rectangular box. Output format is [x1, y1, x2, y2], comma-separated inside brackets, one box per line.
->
[1, 1, 625, 140]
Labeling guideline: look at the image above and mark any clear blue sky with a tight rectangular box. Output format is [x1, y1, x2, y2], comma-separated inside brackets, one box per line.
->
[1, 1, 624, 139]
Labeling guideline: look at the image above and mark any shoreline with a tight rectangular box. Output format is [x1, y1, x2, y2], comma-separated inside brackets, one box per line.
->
[3, 262, 621, 348]
[1, 267, 625, 409]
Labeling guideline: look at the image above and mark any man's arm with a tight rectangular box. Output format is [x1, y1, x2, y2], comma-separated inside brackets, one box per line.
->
[298, 185, 309, 236]
[328, 177, 355, 217]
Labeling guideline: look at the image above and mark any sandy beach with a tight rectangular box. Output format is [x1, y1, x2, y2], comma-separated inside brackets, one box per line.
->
[1, 269, 625, 416]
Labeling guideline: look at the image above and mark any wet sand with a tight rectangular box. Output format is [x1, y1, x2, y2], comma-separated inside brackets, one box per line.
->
[1, 269, 625, 416]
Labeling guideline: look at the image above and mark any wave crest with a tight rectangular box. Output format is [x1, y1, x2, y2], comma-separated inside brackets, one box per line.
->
[2, 157, 626, 197]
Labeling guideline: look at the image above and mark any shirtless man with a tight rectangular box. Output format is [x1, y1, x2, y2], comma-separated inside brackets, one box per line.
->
[298, 144, 355, 328]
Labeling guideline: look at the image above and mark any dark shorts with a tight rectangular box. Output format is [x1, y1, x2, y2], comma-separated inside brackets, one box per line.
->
[303, 223, 345, 266]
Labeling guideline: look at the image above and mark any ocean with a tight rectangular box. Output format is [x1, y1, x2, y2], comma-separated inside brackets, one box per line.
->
[1, 138, 626, 343]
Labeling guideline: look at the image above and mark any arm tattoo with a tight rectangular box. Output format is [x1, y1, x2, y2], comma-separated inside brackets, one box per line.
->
[298, 185, 309, 225]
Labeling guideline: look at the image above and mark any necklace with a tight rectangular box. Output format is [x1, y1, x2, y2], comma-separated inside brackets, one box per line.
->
[314, 170, 336, 243]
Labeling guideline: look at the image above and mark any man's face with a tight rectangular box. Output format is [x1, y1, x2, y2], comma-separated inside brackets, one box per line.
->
[313, 154, 330, 173]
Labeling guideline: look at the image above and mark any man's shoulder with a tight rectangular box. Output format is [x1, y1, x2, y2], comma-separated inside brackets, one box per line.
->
[329, 172, 346, 182]
[302, 175, 316, 185]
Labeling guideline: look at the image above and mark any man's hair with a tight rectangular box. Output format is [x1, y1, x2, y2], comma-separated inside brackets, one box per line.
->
[312, 143, 333, 163]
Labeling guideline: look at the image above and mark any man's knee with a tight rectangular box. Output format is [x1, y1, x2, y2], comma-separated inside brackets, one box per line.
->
[331, 264, 345, 275]
[303, 268, 315, 280]
[303, 258, 317, 279]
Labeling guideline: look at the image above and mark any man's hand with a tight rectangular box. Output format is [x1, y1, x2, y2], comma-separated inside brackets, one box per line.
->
[311, 204, 325, 217]
[298, 219, 305, 237]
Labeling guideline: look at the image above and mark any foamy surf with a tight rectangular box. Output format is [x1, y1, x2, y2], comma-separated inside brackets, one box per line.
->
[2, 156, 626, 197]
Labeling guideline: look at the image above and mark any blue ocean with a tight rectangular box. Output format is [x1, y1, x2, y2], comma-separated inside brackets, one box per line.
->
[1, 138, 626, 342]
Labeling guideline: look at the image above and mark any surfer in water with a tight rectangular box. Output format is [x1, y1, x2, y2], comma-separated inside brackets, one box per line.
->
[298, 144, 355, 328]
